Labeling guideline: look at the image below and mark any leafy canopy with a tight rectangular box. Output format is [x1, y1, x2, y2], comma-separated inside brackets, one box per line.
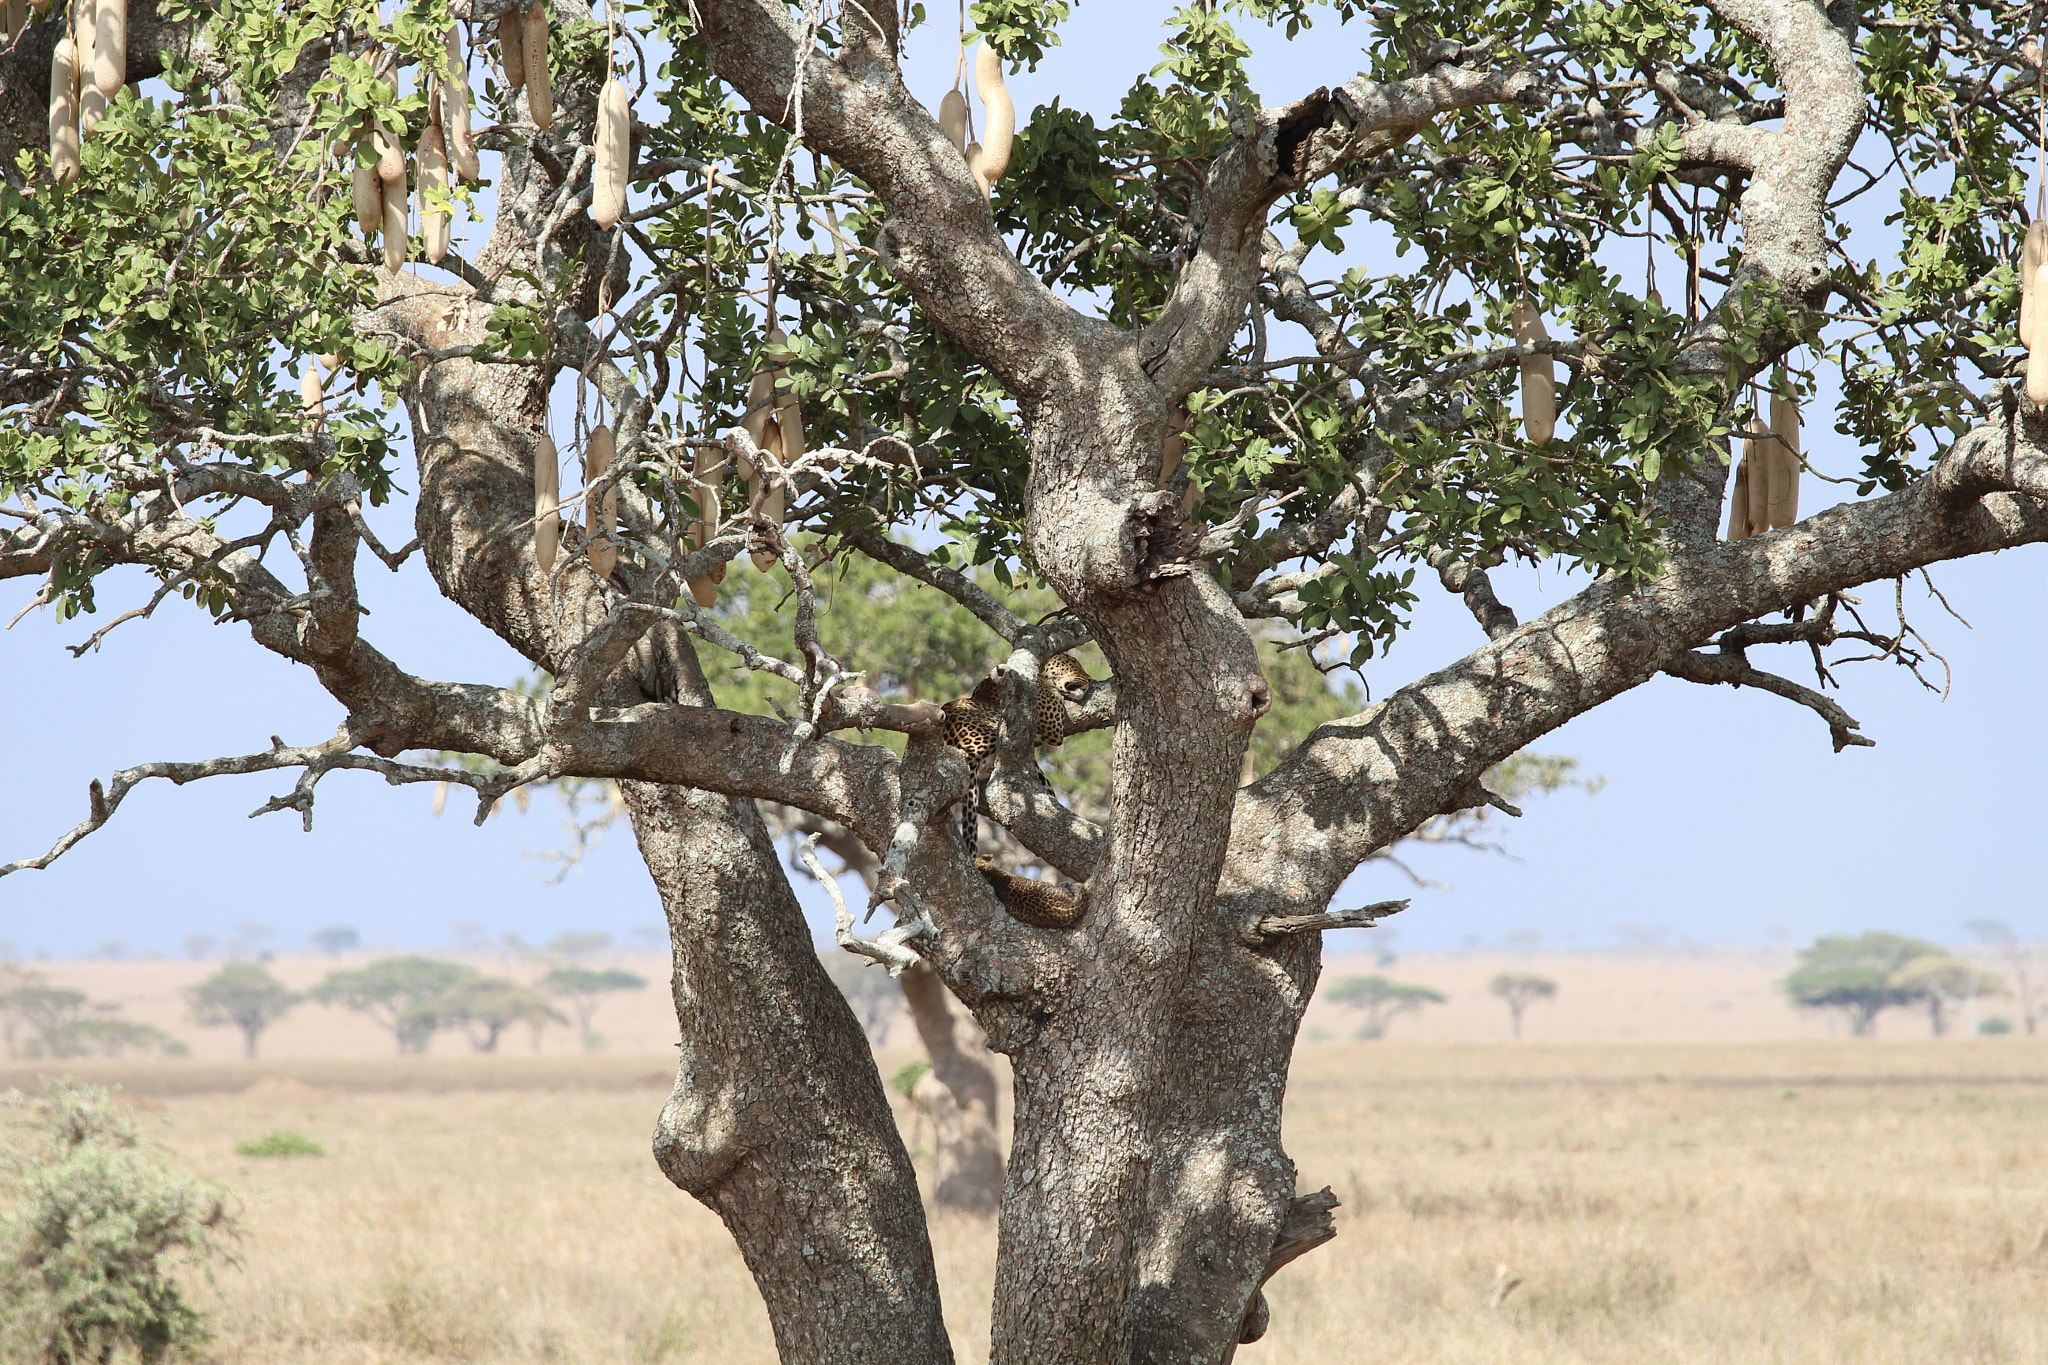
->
[5, 0, 2022, 677]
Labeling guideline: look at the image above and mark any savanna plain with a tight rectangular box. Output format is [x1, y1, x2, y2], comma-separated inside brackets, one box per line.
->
[5, 953, 2045, 1364]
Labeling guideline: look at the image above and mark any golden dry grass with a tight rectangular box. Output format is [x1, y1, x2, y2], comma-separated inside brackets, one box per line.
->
[4, 1041, 2044, 1363]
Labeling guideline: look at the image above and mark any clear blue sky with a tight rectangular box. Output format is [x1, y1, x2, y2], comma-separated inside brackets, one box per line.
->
[3, 6, 2041, 960]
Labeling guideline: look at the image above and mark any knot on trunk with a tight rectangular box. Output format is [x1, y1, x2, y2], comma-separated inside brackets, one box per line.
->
[1238, 1186, 1340, 1344]
[1130, 491, 1197, 594]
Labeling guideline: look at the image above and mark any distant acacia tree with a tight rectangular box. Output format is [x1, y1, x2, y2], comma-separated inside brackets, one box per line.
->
[1324, 976, 1445, 1040]
[1963, 919, 2042, 1036]
[1889, 954, 2003, 1038]
[309, 925, 360, 956]
[414, 977, 567, 1053]
[186, 962, 301, 1059]
[0, 975, 182, 1059]
[539, 967, 647, 1051]
[310, 955, 474, 1053]
[1783, 933, 1941, 1037]
[1489, 973, 1558, 1040]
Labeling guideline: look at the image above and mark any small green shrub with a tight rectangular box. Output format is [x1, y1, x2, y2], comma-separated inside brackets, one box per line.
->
[1977, 1016, 2014, 1036]
[0, 1079, 235, 1364]
[234, 1130, 324, 1158]
[889, 1058, 933, 1101]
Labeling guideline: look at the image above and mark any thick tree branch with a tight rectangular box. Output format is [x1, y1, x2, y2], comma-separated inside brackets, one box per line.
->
[1222, 417, 2048, 919]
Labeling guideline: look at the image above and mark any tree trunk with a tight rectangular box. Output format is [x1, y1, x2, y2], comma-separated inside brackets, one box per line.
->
[631, 634, 952, 1365]
[900, 964, 1004, 1217]
[982, 427, 1299, 1362]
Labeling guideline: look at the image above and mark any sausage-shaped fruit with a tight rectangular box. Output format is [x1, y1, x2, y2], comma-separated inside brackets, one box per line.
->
[373, 119, 403, 184]
[2022, 221, 2048, 349]
[317, 352, 340, 374]
[757, 374, 801, 572]
[1739, 418, 1772, 536]
[938, 88, 968, 151]
[497, 8, 525, 90]
[592, 76, 629, 229]
[1767, 385, 1800, 529]
[585, 425, 617, 577]
[688, 442, 722, 608]
[418, 122, 450, 264]
[381, 168, 407, 272]
[2027, 262, 2048, 405]
[442, 26, 480, 181]
[352, 158, 382, 238]
[1725, 455, 1751, 542]
[300, 367, 324, 433]
[83, 0, 122, 136]
[533, 434, 560, 575]
[1511, 297, 1555, 445]
[49, 35, 80, 182]
[751, 421, 784, 572]
[739, 368, 775, 483]
[968, 42, 1013, 190]
[523, 1, 552, 133]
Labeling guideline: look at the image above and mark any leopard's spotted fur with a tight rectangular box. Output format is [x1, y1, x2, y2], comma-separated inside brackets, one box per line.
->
[940, 655, 1098, 928]
[974, 856, 1085, 929]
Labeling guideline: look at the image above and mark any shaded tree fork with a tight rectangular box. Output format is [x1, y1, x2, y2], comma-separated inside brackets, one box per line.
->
[5, 2, 2048, 1362]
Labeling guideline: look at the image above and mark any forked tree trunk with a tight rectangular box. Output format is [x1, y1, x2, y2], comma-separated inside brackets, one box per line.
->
[979, 417, 1299, 1361]
[632, 777, 952, 1363]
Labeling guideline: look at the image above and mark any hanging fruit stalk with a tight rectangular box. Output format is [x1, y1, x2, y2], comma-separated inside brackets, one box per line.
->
[2020, 221, 2047, 348]
[1511, 296, 1555, 445]
[966, 42, 1013, 194]
[522, 0, 552, 132]
[533, 434, 560, 575]
[498, 9, 525, 89]
[418, 121, 450, 264]
[938, 87, 968, 151]
[585, 425, 618, 577]
[48, 32, 80, 182]
[442, 24, 479, 181]
[593, 75, 630, 229]
[380, 167, 407, 272]
[1766, 382, 1801, 528]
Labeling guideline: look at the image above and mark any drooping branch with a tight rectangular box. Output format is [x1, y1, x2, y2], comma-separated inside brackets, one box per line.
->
[1662, 646, 1874, 752]
[0, 728, 533, 879]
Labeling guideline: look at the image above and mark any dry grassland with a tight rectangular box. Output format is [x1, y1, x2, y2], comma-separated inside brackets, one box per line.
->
[5, 1040, 2043, 1363]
